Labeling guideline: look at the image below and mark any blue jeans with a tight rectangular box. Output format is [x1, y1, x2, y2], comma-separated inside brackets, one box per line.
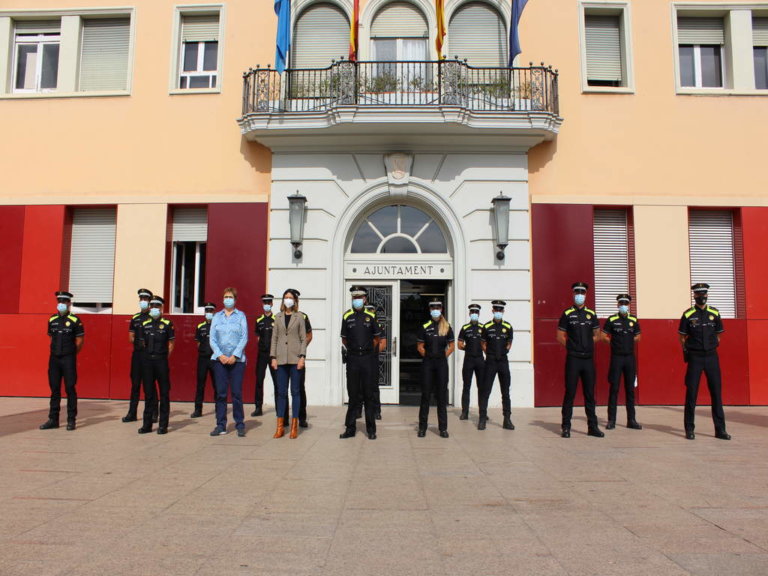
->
[212, 361, 245, 430]
[276, 364, 300, 419]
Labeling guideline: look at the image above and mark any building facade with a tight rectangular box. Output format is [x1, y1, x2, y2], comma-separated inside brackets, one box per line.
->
[1, 0, 767, 408]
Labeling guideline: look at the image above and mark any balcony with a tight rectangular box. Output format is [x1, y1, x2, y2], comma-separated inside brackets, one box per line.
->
[238, 59, 562, 152]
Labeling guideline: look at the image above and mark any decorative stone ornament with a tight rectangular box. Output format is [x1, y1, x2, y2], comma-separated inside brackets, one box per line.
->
[384, 153, 413, 197]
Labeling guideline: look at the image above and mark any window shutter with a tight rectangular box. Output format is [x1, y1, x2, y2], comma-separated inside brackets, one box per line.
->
[181, 14, 219, 43]
[448, 2, 506, 66]
[753, 18, 768, 47]
[292, 3, 349, 69]
[585, 15, 623, 82]
[14, 20, 60, 34]
[172, 207, 208, 242]
[69, 208, 116, 304]
[677, 17, 724, 45]
[79, 18, 130, 91]
[593, 209, 629, 319]
[371, 2, 428, 38]
[689, 210, 736, 318]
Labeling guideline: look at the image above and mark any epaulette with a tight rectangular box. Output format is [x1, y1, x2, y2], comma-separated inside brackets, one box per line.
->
[68, 315, 79, 323]
[483, 321, 494, 329]
[707, 306, 720, 317]
[502, 321, 512, 329]
[142, 319, 152, 325]
[197, 321, 206, 329]
[684, 307, 697, 319]
[564, 307, 575, 315]
[132, 312, 142, 319]
[257, 314, 265, 322]
[49, 315, 58, 322]
[628, 315, 638, 322]
[302, 312, 308, 318]
[585, 308, 596, 316]
[462, 323, 471, 330]
[344, 309, 354, 320]
[161, 318, 170, 325]
[609, 314, 619, 322]
[364, 309, 376, 318]
[422, 320, 432, 328]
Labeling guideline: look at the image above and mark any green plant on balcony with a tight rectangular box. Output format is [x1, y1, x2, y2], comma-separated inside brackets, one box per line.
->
[365, 72, 399, 93]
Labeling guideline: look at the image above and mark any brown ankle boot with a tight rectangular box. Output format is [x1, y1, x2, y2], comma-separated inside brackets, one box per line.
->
[273, 417, 285, 438]
[289, 417, 299, 439]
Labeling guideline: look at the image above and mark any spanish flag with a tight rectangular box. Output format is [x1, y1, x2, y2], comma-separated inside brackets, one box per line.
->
[349, 0, 360, 61]
[435, 0, 446, 59]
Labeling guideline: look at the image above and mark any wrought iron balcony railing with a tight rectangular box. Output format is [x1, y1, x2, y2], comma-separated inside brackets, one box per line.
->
[241, 59, 559, 117]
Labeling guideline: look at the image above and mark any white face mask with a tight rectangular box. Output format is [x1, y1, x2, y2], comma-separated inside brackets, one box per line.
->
[149, 308, 161, 318]
[469, 313, 479, 322]
[56, 302, 68, 314]
[139, 300, 149, 311]
[263, 304, 272, 313]
[574, 294, 586, 306]
[205, 312, 213, 321]
[283, 298, 295, 309]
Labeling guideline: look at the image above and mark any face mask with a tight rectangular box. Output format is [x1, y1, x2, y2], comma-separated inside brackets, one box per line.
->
[574, 294, 586, 306]
[263, 304, 272, 313]
[469, 313, 479, 322]
[493, 311, 503, 321]
[223, 297, 235, 309]
[695, 295, 707, 306]
[284, 298, 294, 309]
[205, 312, 213, 321]
[149, 308, 161, 319]
[352, 298, 364, 310]
[618, 305, 629, 315]
[56, 302, 68, 314]
[139, 300, 149, 311]
[430, 309, 442, 319]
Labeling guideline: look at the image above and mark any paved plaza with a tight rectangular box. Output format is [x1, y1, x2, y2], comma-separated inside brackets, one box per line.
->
[1, 398, 767, 576]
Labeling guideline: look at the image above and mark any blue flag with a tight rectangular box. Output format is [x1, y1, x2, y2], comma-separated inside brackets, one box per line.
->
[509, 0, 529, 65]
[274, 0, 291, 73]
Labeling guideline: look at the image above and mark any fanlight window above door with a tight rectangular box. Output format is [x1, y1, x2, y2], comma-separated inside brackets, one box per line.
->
[350, 205, 448, 254]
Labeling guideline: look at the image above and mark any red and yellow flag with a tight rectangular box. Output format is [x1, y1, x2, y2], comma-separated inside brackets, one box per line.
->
[349, 0, 360, 61]
[435, 0, 446, 59]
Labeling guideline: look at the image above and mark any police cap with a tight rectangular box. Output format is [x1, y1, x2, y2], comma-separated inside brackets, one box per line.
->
[149, 296, 165, 306]
[137, 288, 153, 299]
[468, 303, 481, 312]
[691, 283, 710, 293]
[491, 300, 506, 309]
[428, 299, 443, 308]
[204, 302, 216, 311]
[55, 291, 73, 301]
[616, 294, 631, 303]
[350, 286, 368, 298]
[572, 282, 589, 292]
[261, 293, 274, 302]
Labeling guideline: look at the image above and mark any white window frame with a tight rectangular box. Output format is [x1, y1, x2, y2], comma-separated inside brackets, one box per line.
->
[12, 30, 61, 94]
[170, 5, 225, 95]
[579, 1, 634, 94]
[679, 43, 726, 88]
[178, 39, 218, 89]
[171, 240, 207, 314]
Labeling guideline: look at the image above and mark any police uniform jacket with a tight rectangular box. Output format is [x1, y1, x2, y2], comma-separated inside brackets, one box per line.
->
[340, 308, 382, 355]
[129, 311, 150, 351]
[195, 321, 213, 357]
[458, 322, 484, 358]
[602, 314, 641, 356]
[678, 305, 724, 353]
[140, 317, 175, 356]
[482, 320, 513, 360]
[558, 306, 600, 358]
[417, 321, 455, 359]
[255, 313, 275, 353]
[302, 313, 312, 335]
[48, 313, 84, 356]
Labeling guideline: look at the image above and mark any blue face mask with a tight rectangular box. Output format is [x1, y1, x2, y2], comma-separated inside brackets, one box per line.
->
[139, 300, 149, 311]
[205, 312, 213, 321]
[493, 311, 503, 321]
[574, 294, 586, 306]
[149, 308, 161, 318]
[263, 304, 272, 313]
[352, 298, 364, 310]
[618, 305, 629, 315]
[223, 297, 235, 309]
[469, 313, 479, 322]
[430, 309, 442, 319]
[56, 302, 68, 314]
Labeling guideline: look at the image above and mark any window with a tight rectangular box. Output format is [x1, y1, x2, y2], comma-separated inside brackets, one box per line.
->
[292, 3, 349, 69]
[79, 18, 130, 91]
[178, 13, 220, 89]
[69, 207, 116, 311]
[350, 205, 447, 254]
[171, 207, 208, 314]
[371, 2, 429, 86]
[754, 17, 768, 89]
[688, 210, 736, 318]
[677, 17, 725, 88]
[448, 2, 506, 66]
[13, 20, 60, 93]
[593, 209, 630, 318]
[580, 3, 632, 90]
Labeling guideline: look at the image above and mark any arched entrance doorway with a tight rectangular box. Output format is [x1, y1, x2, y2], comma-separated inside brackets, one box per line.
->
[344, 203, 454, 405]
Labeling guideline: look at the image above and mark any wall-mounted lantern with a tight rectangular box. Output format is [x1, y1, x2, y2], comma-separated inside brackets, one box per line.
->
[288, 191, 307, 259]
[491, 193, 511, 261]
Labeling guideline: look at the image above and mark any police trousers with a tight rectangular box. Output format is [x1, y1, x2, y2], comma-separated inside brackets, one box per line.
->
[194, 356, 215, 411]
[142, 355, 171, 429]
[607, 354, 637, 423]
[684, 352, 726, 433]
[344, 353, 377, 434]
[419, 356, 449, 432]
[48, 353, 77, 422]
[461, 356, 485, 413]
[129, 349, 158, 419]
[480, 357, 511, 419]
[254, 350, 276, 408]
[562, 355, 598, 429]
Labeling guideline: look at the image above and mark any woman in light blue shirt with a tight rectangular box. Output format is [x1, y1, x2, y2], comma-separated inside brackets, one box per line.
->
[209, 287, 248, 437]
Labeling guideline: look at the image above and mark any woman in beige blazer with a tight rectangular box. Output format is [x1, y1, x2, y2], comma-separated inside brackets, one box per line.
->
[270, 288, 307, 439]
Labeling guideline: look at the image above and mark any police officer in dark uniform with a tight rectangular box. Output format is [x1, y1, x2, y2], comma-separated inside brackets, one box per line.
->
[281, 289, 312, 428]
[366, 303, 384, 420]
[252, 294, 278, 417]
[601, 294, 642, 430]
[40, 291, 84, 431]
[678, 283, 730, 440]
[191, 302, 216, 418]
[340, 287, 382, 439]
[138, 296, 175, 435]
[416, 300, 455, 438]
[457, 304, 484, 421]
[123, 288, 157, 423]
[478, 300, 514, 431]
[557, 282, 604, 438]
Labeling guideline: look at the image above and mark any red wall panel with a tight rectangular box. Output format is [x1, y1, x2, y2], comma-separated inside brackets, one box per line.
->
[167, 314, 209, 403]
[75, 314, 113, 399]
[747, 320, 768, 405]
[741, 207, 768, 320]
[108, 315, 134, 400]
[0, 206, 25, 314]
[19, 206, 66, 314]
[0, 314, 53, 397]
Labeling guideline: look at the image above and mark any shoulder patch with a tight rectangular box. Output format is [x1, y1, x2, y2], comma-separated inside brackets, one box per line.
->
[483, 321, 494, 329]
[343, 309, 354, 320]
[564, 307, 575, 315]
[628, 315, 638, 322]
[67, 315, 78, 322]
[197, 321, 206, 329]
[462, 323, 471, 330]
[584, 308, 596, 316]
[364, 310, 376, 319]
[142, 319, 152, 325]
[707, 306, 720, 316]
[502, 321, 512, 329]
[422, 321, 432, 329]
[257, 314, 265, 322]
[302, 313, 308, 319]
[49, 315, 58, 322]
[161, 318, 170, 325]
[684, 307, 697, 319]
[132, 312, 141, 319]
[609, 315, 619, 322]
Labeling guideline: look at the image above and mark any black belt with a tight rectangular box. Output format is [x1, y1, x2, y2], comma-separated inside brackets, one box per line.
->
[688, 349, 717, 357]
[568, 353, 593, 359]
[145, 354, 168, 360]
[611, 352, 634, 357]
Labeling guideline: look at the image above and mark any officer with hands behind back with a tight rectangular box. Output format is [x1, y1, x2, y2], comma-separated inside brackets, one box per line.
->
[478, 300, 514, 431]
[138, 296, 175, 435]
[457, 304, 484, 421]
[123, 288, 155, 423]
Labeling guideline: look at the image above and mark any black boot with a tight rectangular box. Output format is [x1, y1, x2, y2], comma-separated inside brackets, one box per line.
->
[339, 429, 355, 439]
[627, 420, 642, 430]
[477, 417, 487, 431]
[417, 428, 426, 437]
[190, 407, 203, 418]
[250, 406, 263, 417]
[459, 410, 469, 420]
[561, 426, 571, 438]
[685, 427, 695, 440]
[606, 421, 616, 430]
[122, 413, 137, 423]
[715, 429, 731, 440]
[587, 426, 605, 438]
[502, 416, 515, 430]
[40, 419, 59, 430]
[66, 419, 76, 431]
